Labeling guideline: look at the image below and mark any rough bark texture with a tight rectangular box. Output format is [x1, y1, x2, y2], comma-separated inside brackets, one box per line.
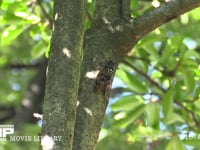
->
[40, 0, 84, 150]
[40, 0, 200, 150]
[73, 0, 200, 150]
[73, 1, 133, 149]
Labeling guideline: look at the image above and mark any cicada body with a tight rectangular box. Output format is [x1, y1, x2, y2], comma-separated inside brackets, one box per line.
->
[94, 61, 116, 98]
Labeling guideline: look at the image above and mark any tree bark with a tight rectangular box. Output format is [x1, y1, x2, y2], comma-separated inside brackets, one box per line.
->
[73, 0, 200, 150]
[40, 0, 85, 150]
[40, 0, 200, 150]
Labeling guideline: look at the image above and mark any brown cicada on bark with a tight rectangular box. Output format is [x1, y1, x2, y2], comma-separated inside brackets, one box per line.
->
[94, 61, 116, 98]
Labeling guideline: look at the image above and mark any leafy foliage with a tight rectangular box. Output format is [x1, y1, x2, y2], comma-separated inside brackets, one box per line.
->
[0, 0, 51, 149]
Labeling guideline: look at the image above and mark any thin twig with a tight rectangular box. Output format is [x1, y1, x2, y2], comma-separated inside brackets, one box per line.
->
[129, 56, 150, 63]
[122, 60, 166, 93]
[2, 63, 41, 69]
[36, 0, 53, 27]
[0, 105, 15, 122]
[175, 100, 200, 128]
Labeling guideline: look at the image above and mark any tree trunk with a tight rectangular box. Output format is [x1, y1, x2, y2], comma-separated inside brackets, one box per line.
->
[40, 0, 200, 150]
[40, 0, 85, 150]
[73, 0, 200, 149]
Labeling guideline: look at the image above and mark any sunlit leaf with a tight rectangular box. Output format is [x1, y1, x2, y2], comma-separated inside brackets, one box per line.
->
[184, 50, 200, 59]
[113, 104, 146, 128]
[183, 137, 200, 146]
[194, 87, 200, 98]
[45, 43, 51, 58]
[160, 35, 183, 64]
[189, 7, 200, 20]
[174, 82, 187, 101]
[166, 137, 185, 150]
[112, 94, 144, 111]
[143, 44, 160, 61]
[1, 25, 24, 45]
[146, 102, 160, 127]
[3, 13, 23, 24]
[183, 70, 195, 94]
[162, 88, 174, 121]
[116, 69, 148, 93]
[164, 113, 185, 125]
[31, 40, 46, 58]
[134, 49, 149, 72]
[181, 58, 198, 71]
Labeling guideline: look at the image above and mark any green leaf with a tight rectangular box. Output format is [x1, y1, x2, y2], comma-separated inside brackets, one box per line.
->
[170, 35, 183, 48]
[114, 104, 146, 128]
[184, 50, 200, 59]
[164, 113, 185, 125]
[183, 136, 200, 146]
[166, 137, 185, 150]
[45, 43, 51, 58]
[160, 35, 183, 63]
[146, 102, 160, 127]
[116, 69, 148, 93]
[143, 44, 160, 61]
[138, 34, 161, 47]
[183, 70, 195, 94]
[3, 13, 23, 24]
[112, 94, 144, 111]
[181, 59, 198, 71]
[195, 87, 200, 98]
[31, 40, 46, 58]
[135, 49, 149, 72]
[174, 82, 187, 101]
[130, 0, 138, 10]
[190, 7, 200, 20]
[162, 88, 174, 121]
[194, 100, 200, 110]
[1, 25, 24, 45]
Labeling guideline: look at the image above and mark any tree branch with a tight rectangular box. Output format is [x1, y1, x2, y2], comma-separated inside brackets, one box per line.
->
[131, 0, 200, 41]
[36, 0, 53, 27]
[3, 63, 41, 69]
[122, 60, 166, 93]
[175, 100, 200, 129]
[0, 105, 15, 122]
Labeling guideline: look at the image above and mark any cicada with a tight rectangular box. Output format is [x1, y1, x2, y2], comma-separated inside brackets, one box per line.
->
[94, 61, 116, 98]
